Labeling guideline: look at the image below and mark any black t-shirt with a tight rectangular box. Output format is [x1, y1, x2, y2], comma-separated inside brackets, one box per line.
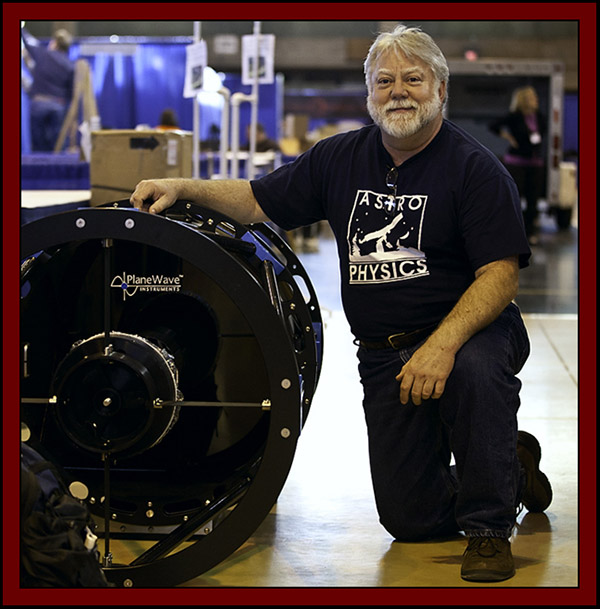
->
[251, 121, 530, 340]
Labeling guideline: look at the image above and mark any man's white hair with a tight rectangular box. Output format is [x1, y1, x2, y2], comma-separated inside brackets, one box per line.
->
[364, 24, 449, 103]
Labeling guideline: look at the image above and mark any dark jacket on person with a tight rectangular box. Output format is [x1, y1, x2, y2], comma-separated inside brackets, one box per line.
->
[22, 29, 74, 103]
[489, 111, 545, 160]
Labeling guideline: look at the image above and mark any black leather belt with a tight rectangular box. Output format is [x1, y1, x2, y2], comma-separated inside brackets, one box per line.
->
[356, 324, 438, 350]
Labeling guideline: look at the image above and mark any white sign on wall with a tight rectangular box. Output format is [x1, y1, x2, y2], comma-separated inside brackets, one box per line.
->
[241, 34, 275, 85]
[213, 34, 239, 55]
[183, 40, 208, 98]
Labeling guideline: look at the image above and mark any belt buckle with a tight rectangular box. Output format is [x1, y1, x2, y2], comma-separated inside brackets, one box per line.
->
[387, 332, 407, 349]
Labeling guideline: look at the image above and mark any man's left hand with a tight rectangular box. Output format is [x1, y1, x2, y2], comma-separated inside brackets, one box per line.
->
[396, 341, 456, 405]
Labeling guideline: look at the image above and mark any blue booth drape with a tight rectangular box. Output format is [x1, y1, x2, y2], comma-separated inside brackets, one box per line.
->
[21, 40, 282, 154]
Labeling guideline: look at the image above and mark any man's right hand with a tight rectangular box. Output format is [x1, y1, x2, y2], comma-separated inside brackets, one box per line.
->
[130, 177, 269, 226]
[130, 178, 181, 214]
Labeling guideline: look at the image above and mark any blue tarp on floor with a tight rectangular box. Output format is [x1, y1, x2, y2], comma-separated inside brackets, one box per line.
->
[21, 153, 90, 190]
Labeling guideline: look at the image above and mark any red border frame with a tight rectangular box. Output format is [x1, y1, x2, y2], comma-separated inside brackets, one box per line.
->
[4, 3, 596, 606]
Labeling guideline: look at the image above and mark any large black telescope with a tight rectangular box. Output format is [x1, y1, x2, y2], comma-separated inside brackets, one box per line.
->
[20, 201, 323, 587]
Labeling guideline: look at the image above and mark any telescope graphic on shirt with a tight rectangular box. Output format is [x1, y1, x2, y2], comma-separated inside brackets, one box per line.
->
[347, 190, 429, 285]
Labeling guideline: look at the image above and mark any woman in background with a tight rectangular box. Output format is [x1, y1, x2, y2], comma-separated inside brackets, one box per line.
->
[490, 86, 546, 245]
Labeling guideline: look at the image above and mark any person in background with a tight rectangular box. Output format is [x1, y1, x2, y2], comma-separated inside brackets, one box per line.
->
[156, 108, 180, 131]
[489, 86, 546, 245]
[130, 25, 552, 583]
[243, 122, 279, 152]
[21, 27, 75, 152]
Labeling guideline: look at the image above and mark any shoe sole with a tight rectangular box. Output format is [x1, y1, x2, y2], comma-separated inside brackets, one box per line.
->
[517, 431, 553, 512]
[461, 567, 516, 582]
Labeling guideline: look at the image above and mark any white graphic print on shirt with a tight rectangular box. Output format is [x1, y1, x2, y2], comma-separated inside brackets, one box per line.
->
[347, 190, 429, 285]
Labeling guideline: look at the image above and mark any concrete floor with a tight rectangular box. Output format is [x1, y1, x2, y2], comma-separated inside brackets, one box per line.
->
[19, 193, 590, 603]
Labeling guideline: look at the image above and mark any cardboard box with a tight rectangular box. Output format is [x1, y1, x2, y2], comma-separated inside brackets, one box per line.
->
[90, 130, 193, 206]
[283, 114, 310, 140]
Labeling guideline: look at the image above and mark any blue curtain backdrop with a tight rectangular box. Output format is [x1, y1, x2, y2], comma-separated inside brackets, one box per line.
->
[21, 39, 282, 153]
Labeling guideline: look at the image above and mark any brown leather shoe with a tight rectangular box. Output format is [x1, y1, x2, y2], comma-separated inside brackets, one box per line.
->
[461, 537, 515, 582]
[517, 430, 553, 512]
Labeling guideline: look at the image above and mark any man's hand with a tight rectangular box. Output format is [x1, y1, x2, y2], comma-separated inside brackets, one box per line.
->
[394, 256, 520, 405]
[130, 178, 181, 215]
[129, 177, 269, 225]
[395, 340, 456, 405]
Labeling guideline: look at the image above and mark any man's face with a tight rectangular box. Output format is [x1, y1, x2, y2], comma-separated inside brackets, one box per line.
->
[367, 50, 445, 140]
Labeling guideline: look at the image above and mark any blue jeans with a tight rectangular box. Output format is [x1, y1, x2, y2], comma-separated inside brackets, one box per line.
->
[30, 98, 67, 152]
[357, 303, 530, 540]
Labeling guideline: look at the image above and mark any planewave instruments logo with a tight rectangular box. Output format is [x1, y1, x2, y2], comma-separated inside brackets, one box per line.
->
[111, 272, 184, 300]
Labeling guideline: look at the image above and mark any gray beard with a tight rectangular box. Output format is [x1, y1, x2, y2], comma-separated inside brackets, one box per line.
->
[367, 95, 442, 139]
